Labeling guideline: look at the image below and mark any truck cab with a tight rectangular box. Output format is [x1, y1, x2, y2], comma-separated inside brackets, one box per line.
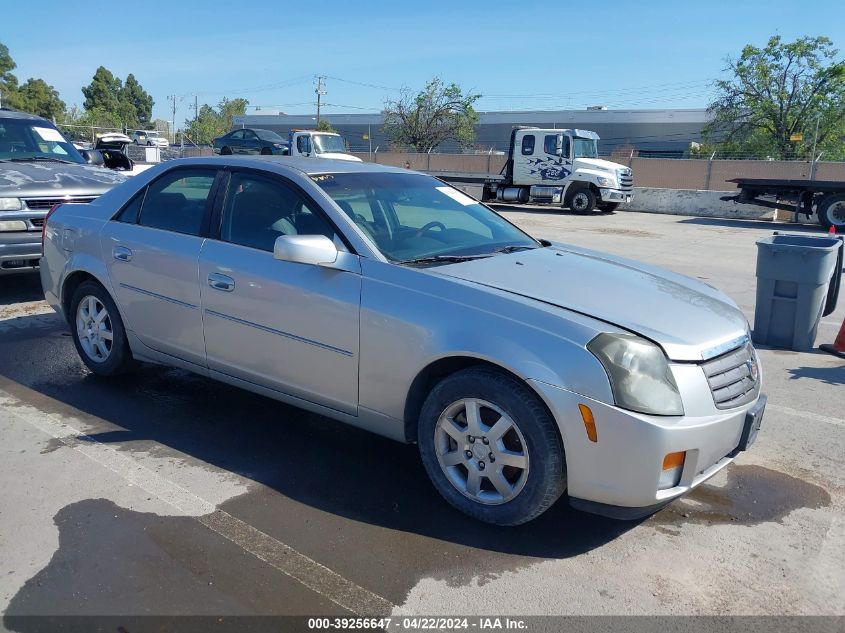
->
[287, 130, 362, 162]
[486, 128, 633, 212]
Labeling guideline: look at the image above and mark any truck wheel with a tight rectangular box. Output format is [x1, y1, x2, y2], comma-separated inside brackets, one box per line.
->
[598, 202, 620, 213]
[417, 366, 566, 526]
[566, 187, 596, 214]
[817, 194, 845, 231]
[220, 146, 232, 155]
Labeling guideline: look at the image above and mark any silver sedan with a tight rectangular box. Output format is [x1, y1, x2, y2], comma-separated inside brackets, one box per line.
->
[40, 157, 766, 525]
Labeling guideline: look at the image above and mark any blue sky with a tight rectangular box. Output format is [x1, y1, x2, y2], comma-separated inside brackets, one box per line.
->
[3, 0, 844, 124]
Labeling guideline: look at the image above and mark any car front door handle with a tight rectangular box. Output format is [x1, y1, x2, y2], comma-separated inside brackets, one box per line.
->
[113, 246, 133, 262]
[208, 273, 235, 292]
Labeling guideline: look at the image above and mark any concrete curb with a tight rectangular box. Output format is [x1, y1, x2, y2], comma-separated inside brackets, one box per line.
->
[619, 187, 776, 220]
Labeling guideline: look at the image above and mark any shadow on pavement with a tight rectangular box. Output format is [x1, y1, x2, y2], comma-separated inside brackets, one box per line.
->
[0, 273, 43, 306]
[787, 364, 845, 386]
[0, 312, 638, 572]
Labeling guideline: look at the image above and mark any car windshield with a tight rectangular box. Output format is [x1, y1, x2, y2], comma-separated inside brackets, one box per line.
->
[147, 132, 160, 138]
[312, 134, 346, 154]
[0, 119, 85, 163]
[256, 129, 284, 142]
[313, 172, 539, 263]
[573, 137, 598, 158]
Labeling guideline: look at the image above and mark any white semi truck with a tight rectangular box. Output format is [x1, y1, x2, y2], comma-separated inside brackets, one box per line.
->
[442, 127, 633, 212]
[286, 130, 362, 162]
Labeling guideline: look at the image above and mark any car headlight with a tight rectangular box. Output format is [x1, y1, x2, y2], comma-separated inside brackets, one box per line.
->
[588, 333, 684, 416]
[0, 197, 23, 211]
[596, 176, 615, 187]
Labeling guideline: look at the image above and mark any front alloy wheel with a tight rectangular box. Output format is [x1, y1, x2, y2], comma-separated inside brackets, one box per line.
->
[418, 367, 566, 525]
[434, 398, 529, 504]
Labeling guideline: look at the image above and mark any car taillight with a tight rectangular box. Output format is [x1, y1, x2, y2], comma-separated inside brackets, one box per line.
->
[42, 203, 61, 250]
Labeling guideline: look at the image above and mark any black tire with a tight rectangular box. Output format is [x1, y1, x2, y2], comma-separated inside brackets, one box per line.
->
[417, 367, 566, 526]
[133, 139, 139, 145]
[597, 202, 620, 213]
[566, 187, 597, 214]
[260, 147, 272, 155]
[146, 141, 152, 147]
[69, 280, 135, 376]
[817, 193, 845, 231]
[220, 146, 233, 155]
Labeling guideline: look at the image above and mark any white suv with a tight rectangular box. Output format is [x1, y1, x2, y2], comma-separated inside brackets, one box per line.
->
[132, 130, 169, 147]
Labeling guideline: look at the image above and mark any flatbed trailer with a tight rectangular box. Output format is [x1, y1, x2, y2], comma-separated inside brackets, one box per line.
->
[728, 177, 845, 230]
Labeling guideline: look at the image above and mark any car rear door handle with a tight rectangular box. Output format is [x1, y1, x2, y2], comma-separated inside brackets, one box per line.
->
[208, 273, 235, 292]
[113, 246, 133, 262]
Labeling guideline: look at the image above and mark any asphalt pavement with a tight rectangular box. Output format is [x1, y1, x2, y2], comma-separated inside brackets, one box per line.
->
[0, 210, 842, 625]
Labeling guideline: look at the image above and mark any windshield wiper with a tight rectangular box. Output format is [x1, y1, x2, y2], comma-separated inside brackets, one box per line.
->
[492, 245, 538, 254]
[402, 254, 493, 266]
[9, 156, 76, 164]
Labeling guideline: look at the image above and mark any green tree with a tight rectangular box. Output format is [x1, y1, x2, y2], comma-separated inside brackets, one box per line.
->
[705, 35, 845, 159]
[82, 66, 123, 116]
[120, 74, 154, 128]
[0, 42, 19, 107]
[383, 78, 480, 152]
[183, 98, 249, 144]
[16, 78, 65, 120]
[315, 119, 335, 132]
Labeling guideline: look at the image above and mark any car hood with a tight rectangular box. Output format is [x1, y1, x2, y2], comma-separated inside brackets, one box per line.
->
[434, 243, 748, 361]
[0, 161, 127, 197]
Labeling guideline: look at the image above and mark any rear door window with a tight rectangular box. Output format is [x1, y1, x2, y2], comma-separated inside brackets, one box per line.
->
[138, 169, 217, 236]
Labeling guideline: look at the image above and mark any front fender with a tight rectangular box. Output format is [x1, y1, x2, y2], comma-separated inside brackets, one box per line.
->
[358, 260, 615, 422]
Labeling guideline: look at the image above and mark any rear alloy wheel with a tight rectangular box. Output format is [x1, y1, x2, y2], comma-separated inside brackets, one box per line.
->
[817, 194, 845, 231]
[70, 281, 135, 376]
[418, 367, 566, 525]
[220, 146, 233, 155]
[567, 187, 596, 214]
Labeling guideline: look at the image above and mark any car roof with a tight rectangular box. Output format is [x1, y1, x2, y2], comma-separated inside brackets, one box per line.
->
[0, 108, 52, 124]
[165, 155, 413, 176]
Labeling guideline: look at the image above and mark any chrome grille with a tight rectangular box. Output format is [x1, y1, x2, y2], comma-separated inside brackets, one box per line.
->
[700, 342, 760, 409]
[618, 169, 634, 192]
[22, 196, 97, 210]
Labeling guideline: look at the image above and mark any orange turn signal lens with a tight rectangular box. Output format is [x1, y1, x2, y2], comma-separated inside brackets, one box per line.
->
[578, 404, 597, 443]
[662, 451, 686, 471]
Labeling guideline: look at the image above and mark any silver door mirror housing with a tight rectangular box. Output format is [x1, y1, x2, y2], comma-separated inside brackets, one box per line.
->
[273, 234, 338, 266]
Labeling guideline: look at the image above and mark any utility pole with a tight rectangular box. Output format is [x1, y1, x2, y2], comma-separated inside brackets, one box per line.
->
[315, 75, 326, 125]
[168, 94, 182, 144]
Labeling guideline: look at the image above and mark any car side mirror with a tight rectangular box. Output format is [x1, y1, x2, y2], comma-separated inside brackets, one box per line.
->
[273, 234, 338, 266]
[79, 149, 104, 166]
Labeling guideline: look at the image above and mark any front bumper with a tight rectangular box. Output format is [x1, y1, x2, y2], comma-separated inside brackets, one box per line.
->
[0, 233, 42, 274]
[529, 379, 765, 517]
[599, 188, 632, 204]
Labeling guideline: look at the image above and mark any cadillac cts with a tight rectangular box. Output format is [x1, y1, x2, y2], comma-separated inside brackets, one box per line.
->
[41, 157, 765, 525]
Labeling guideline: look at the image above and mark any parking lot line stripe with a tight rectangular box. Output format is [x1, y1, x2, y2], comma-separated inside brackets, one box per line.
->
[0, 386, 396, 616]
[768, 404, 845, 429]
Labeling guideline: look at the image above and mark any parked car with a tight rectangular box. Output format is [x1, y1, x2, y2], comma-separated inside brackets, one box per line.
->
[0, 108, 127, 274]
[212, 128, 289, 155]
[132, 130, 169, 147]
[40, 157, 765, 525]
